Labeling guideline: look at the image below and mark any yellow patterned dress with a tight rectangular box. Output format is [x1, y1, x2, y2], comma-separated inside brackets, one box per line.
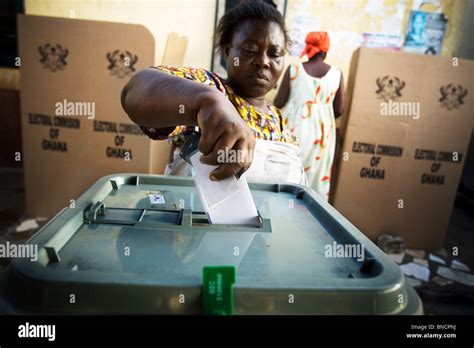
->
[141, 65, 295, 146]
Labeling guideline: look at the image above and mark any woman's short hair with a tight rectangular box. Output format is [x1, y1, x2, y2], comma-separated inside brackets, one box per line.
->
[216, 0, 290, 53]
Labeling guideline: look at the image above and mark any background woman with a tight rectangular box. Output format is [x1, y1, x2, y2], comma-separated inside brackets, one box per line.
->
[274, 31, 344, 199]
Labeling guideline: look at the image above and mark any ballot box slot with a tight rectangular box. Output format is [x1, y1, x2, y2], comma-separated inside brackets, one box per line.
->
[84, 202, 182, 226]
[83, 202, 272, 232]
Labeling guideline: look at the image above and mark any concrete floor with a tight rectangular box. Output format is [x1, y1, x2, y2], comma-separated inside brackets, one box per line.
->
[0, 165, 473, 314]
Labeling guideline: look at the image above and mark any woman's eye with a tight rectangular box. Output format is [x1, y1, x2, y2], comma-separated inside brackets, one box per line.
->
[270, 51, 283, 58]
[243, 48, 258, 53]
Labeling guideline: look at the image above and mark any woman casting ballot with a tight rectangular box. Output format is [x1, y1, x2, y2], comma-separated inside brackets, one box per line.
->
[121, 0, 307, 185]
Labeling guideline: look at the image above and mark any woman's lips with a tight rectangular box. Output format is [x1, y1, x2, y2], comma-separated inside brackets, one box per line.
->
[249, 74, 269, 85]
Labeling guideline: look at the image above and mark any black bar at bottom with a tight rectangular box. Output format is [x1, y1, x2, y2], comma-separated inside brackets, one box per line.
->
[0, 315, 472, 346]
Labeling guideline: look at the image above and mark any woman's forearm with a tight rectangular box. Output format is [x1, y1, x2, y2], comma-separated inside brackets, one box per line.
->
[121, 68, 219, 128]
[121, 67, 256, 180]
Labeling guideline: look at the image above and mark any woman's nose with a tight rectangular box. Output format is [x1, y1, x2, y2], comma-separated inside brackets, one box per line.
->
[253, 52, 270, 69]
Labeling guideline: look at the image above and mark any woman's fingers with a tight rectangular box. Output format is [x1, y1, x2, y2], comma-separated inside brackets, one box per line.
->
[232, 138, 254, 172]
[206, 137, 252, 181]
[195, 93, 256, 180]
[200, 135, 243, 180]
[197, 113, 224, 156]
[199, 131, 239, 165]
[209, 162, 242, 181]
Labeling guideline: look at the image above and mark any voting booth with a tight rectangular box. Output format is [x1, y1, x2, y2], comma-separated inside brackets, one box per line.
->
[18, 15, 172, 218]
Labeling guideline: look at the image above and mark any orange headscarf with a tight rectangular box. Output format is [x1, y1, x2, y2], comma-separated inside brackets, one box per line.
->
[300, 32, 330, 60]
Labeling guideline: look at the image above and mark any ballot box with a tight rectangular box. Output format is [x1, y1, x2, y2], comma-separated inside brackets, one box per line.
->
[0, 174, 422, 314]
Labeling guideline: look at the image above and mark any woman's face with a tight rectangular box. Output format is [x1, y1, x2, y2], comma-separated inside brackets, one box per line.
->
[225, 20, 286, 99]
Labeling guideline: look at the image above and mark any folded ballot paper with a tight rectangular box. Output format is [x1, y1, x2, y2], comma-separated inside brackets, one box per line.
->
[180, 132, 259, 225]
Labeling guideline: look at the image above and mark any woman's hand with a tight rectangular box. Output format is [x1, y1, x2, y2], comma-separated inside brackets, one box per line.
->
[121, 68, 255, 181]
[196, 91, 256, 181]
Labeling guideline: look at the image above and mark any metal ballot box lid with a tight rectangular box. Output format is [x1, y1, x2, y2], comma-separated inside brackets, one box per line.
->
[0, 174, 422, 314]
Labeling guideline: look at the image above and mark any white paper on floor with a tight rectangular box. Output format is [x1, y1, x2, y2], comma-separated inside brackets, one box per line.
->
[414, 258, 429, 267]
[437, 266, 474, 286]
[406, 249, 426, 259]
[400, 262, 430, 282]
[428, 253, 446, 265]
[388, 252, 405, 264]
[451, 259, 471, 272]
[15, 219, 39, 232]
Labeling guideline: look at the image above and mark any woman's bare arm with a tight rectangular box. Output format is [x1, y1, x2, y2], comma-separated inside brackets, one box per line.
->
[121, 68, 218, 127]
[333, 72, 345, 118]
[121, 68, 256, 180]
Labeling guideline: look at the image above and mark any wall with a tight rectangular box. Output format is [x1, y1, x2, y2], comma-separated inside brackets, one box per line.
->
[25, 0, 216, 69]
[457, 0, 474, 59]
[284, 0, 469, 81]
[276, 0, 470, 124]
[23, 0, 470, 83]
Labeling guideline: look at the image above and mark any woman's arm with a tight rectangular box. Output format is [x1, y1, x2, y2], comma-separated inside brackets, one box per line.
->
[333, 72, 345, 118]
[121, 68, 255, 180]
[121, 68, 215, 128]
[273, 66, 291, 108]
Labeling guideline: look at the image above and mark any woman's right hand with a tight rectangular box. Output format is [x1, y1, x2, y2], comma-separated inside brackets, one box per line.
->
[196, 91, 256, 181]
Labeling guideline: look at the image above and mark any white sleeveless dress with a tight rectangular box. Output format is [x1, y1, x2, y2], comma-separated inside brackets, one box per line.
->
[282, 61, 341, 200]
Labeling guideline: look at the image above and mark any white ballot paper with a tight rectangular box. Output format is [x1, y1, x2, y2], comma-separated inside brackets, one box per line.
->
[189, 151, 259, 225]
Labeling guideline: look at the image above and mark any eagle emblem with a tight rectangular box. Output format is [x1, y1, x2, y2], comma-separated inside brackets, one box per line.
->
[38, 44, 69, 72]
[439, 84, 468, 110]
[375, 76, 406, 102]
[106, 50, 138, 78]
